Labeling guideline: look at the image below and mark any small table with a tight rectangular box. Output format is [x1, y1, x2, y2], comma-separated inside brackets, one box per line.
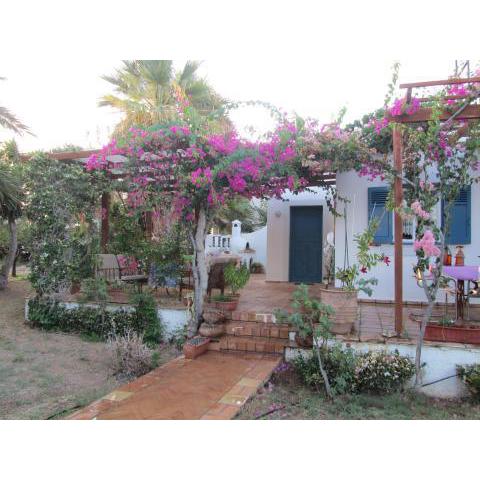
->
[443, 266, 480, 322]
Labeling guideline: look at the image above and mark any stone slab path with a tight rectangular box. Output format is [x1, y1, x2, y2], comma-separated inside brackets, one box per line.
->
[69, 351, 280, 420]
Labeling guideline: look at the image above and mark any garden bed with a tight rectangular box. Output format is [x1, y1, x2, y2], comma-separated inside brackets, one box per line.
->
[235, 364, 480, 420]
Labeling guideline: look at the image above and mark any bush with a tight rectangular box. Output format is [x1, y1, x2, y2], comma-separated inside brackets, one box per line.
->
[129, 291, 163, 346]
[355, 350, 415, 394]
[224, 262, 250, 295]
[107, 330, 155, 378]
[27, 295, 162, 343]
[457, 364, 480, 401]
[293, 344, 357, 395]
[293, 347, 415, 395]
[169, 324, 188, 350]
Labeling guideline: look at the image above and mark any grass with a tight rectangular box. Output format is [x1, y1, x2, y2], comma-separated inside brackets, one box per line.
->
[0, 277, 181, 420]
[236, 365, 480, 420]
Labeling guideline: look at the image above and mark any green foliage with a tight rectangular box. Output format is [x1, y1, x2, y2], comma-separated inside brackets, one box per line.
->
[355, 350, 415, 394]
[129, 291, 163, 346]
[79, 277, 109, 304]
[169, 324, 188, 350]
[224, 262, 250, 295]
[25, 153, 105, 294]
[294, 348, 415, 395]
[336, 218, 385, 296]
[294, 344, 357, 395]
[28, 294, 163, 345]
[275, 284, 334, 343]
[457, 364, 480, 401]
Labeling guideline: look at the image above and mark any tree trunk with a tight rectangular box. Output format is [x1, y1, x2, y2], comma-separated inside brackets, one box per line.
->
[0, 218, 17, 290]
[187, 207, 209, 337]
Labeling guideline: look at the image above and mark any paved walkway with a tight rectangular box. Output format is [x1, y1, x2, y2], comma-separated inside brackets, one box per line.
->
[69, 351, 280, 420]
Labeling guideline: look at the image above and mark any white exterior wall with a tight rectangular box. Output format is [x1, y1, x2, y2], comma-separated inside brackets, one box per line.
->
[335, 170, 480, 302]
[266, 187, 334, 282]
[206, 222, 267, 268]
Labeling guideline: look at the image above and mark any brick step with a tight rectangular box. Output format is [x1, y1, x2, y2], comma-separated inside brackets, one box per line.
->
[219, 335, 288, 355]
[231, 311, 281, 323]
[225, 321, 290, 339]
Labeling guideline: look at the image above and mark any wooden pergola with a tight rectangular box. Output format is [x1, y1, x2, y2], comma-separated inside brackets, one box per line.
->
[391, 75, 480, 335]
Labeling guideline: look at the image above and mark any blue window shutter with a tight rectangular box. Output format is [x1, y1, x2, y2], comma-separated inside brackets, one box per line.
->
[442, 186, 471, 245]
[368, 187, 392, 244]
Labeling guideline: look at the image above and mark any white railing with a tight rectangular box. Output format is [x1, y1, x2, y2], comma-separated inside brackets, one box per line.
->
[206, 234, 231, 252]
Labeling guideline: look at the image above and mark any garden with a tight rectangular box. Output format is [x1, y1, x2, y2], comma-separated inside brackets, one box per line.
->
[2, 60, 480, 419]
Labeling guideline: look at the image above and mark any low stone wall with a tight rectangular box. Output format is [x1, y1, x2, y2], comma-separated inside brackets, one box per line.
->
[286, 339, 480, 399]
[25, 299, 189, 340]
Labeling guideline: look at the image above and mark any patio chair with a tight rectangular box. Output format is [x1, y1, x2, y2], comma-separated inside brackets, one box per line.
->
[95, 254, 148, 291]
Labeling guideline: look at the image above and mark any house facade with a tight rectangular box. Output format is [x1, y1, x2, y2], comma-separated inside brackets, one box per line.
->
[263, 172, 479, 304]
[335, 170, 479, 302]
[265, 187, 334, 282]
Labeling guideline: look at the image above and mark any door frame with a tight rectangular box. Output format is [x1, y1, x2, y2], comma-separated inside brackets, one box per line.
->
[288, 205, 323, 283]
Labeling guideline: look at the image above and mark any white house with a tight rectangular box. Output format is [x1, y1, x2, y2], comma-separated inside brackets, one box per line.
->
[265, 187, 334, 282]
[262, 172, 479, 304]
[335, 170, 479, 302]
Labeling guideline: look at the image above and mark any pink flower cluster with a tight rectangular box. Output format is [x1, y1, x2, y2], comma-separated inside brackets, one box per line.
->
[411, 200, 430, 220]
[414, 230, 441, 257]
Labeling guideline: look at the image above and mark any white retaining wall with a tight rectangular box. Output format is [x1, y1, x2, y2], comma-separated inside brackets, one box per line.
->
[286, 339, 480, 399]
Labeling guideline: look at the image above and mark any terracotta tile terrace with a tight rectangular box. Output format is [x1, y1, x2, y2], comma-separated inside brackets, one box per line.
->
[237, 274, 480, 343]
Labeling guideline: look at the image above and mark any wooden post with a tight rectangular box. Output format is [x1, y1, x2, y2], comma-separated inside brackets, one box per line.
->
[393, 125, 403, 335]
[101, 192, 110, 253]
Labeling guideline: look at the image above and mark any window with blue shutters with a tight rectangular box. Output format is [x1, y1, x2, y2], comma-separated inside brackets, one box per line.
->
[442, 186, 471, 245]
[368, 187, 393, 244]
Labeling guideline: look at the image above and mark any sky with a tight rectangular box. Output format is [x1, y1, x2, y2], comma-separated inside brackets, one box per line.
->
[0, 58, 465, 153]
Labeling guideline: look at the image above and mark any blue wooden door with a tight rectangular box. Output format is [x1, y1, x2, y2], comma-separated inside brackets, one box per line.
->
[289, 206, 323, 283]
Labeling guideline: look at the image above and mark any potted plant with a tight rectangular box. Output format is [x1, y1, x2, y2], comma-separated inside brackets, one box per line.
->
[183, 336, 210, 359]
[320, 218, 388, 335]
[199, 321, 225, 338]
[275, 284, 334, 347]
[211, 293, 239, 311]
[224, 262, 250, 299]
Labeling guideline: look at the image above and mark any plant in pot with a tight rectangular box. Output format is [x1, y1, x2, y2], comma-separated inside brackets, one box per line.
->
[224, 262, 250, 299]
[212, 262, 250, 311]
[275, 284, 334, 348]
[183, 336, 210, 359]
[321, 218, 389, 335]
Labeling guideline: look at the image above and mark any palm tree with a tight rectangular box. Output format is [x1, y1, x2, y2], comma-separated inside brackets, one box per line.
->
[0, 77, 30, 135]
[99, 60, 228, 135]
[0, 163, 22, 289]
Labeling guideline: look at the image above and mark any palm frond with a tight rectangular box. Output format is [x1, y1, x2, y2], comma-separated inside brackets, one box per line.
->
[0, 106, 31, 135]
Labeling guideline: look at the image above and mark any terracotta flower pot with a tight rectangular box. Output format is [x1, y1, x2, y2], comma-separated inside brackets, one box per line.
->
[425, 324, 480, 345]
[199, 322, 225, 338]
[183, 337, 210, 359]
[319, 287, 357, 335]
[202, 310, 225, 324]
[213, 298, 238, 312]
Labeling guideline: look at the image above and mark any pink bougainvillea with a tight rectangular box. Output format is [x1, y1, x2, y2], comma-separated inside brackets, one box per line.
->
[413, 230, 441, 258]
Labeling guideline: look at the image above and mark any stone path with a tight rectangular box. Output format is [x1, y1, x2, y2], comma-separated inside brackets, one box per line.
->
[69, 351, 280, 420]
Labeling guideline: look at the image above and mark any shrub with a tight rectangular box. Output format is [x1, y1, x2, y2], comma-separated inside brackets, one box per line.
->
[250, 262, 265, 274]
[169, 324, 188, 350]
[354, 350, 415, 394]
[27, 296, 162, 343]
[293, 347, 415, 396]
[457, 364, 480, 401]
[80, 277, 109, 303]
[129, 291, 163, 345]
[293, 343, 357, 395]
[107, 330, 155, 378]
[224, 262, 250, 295]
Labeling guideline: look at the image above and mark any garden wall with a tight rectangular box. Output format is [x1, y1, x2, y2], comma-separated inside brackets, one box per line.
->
[285, 339, 480, 399]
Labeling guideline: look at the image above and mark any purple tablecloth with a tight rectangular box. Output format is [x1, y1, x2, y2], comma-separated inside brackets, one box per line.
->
[443, 266, 480, 281]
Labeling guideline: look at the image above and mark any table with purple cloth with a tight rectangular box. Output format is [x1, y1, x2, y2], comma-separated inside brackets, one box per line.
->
[442, 266, 480, 321]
